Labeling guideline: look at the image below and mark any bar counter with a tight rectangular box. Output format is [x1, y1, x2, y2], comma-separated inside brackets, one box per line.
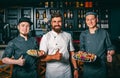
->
[0, 44, 7, 48]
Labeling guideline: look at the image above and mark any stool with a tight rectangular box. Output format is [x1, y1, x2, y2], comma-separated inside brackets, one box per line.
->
[0, 60, 13, 78]
[37, 59, 46, 78]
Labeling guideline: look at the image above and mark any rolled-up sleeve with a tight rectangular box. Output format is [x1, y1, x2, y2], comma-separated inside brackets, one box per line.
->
[69, 34, 75, 51]
[39, 35, 48, 54]
[105, 32, 115, 50]
[2, 41, 14, 58]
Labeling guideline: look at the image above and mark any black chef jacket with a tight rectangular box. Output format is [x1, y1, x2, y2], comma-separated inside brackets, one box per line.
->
[80, 28, 115, 78]
[2, 35, 39, 78]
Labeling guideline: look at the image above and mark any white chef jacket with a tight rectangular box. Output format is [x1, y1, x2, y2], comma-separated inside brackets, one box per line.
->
[40, 30, 74, 78]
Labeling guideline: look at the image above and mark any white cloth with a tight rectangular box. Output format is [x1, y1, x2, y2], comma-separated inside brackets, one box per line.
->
[40, 30, 74, 78]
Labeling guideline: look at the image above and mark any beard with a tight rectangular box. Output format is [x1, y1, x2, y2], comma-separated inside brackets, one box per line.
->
[52, 25, 62, 33]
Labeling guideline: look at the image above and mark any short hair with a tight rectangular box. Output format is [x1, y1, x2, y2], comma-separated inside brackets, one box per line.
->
[85, 12, 97, 18]
[51, 12, 62, 21]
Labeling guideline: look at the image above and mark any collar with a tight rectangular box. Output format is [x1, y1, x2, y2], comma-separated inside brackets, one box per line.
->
[17, 35, 30, 41]
[51, 30, 63, 35]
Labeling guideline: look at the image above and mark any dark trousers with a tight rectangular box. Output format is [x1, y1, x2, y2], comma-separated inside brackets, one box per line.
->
[12, 67, 38, 78]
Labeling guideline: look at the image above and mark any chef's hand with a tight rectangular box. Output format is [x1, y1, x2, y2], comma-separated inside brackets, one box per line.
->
[107, 50, 115, 62]
[38, 50, 45, 57]
[17, 55, 25, 66]
[53, 49, 62, 61]
[107, 50, 115, 56]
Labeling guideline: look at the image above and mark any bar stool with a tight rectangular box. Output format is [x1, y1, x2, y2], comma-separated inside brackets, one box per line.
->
[37, 59, 46, 78]
[0, 60, 13, 78]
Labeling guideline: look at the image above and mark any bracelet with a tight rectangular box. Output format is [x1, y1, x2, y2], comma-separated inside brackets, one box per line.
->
[74, 68, 79, 71]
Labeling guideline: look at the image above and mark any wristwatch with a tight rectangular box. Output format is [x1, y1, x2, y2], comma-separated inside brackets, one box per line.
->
[74, 68, 79, 71]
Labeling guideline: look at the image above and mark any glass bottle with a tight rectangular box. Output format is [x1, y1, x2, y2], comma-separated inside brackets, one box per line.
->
[70, 11, 73, 18]
[69, 22, 72, 28]
[45, 2, 49, 8]
[76, 1, 79, 8]
[50, 2, 54, 8]
[64, 11, 67, 18]
[78, 20, 81, 28]
[36, 11, 39, 20]
[78, 10, 81, 18]
[43, 10, 46, 18]
[67, 10, 71, 19]
[65, 21, 68, 28]
[59, 2, 63, 8]
[65, 1, 68, 7]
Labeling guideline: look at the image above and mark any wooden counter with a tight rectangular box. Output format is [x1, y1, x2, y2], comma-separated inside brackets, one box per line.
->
[0, 45, 7, 48]
[0, 50, 4, 59]
[0, 45, 7, 50]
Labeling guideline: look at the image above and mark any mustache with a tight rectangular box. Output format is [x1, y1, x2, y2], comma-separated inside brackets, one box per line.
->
[54, 25, 61, 27]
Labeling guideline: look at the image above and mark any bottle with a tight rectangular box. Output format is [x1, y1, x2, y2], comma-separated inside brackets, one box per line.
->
[80, 2, 84, 7]
[81, 10, 83, 19]
[50, 2, 54, 8]
[38, 20, 41, 28]
[78, 10, 81, 18]
[59, 2, 63, 8]
[36, 11, 39, 20]
[65, 1, 68, 7]
[82, 21, 86, 28]
[85, 1, 89, 8]
[69, 23, 72, 28]
[64, 12, 67, 18]
[89, 1, 93, 8]
[43, 11, 46, 18]
[41, 22, 45, 29]
[65, 21, 68, 28]
[69, 2, 72, 7]
[70, 11, 73, 18]
[67, 10, 70, 19]
[76, 1, 79, 8]
[45, 2, 49, 8]
[105, 9, 108, 19]
[78, 20, 81, 28]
